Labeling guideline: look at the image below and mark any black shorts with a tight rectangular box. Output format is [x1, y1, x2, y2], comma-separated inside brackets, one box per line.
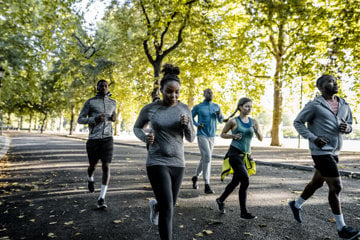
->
[312, 155, 339, 178]
[86, 137, 114, 165]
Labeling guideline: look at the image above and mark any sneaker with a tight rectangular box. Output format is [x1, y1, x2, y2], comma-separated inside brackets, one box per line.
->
[192, 176, 198, 189]
[288, 200, 302, 223]
[149, 199, 159, 225]
[204, 184, 214, 194]
[216, 198, 225, 214]
[240, 212, 256, 219]
[338, 226, 360, 240]
[88, 180, 95, 193]
[97, 198, 107, 209]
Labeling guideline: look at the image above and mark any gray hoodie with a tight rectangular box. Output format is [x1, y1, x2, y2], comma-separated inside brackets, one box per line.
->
[294, 95, 352, 156]
[77, 94, 117, 139]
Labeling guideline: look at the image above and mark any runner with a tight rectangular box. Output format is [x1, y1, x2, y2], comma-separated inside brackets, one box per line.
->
[133, 63, 195, 240]
[290, 75, 359, 240]
[215, 97, 263, 219]
[77, 79, 117, 209]
[191, 88, 223, 194]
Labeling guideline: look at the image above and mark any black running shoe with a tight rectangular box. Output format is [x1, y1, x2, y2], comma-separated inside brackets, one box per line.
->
[338, 226, 360, 240]
[216, 198, 225, 214]
[88, 181, 95, 193]
[240, 212, 256, 219]
[97, 198, 107, 209]
[288, 200, 302, 223]
[204, 184, 214, 194]
[192, 176, 198, 189]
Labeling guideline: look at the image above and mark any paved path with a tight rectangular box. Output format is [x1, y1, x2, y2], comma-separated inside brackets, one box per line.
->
[0, 132, 360, 240]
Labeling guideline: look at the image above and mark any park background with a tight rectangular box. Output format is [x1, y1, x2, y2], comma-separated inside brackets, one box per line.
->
[2, 0, 360, 147]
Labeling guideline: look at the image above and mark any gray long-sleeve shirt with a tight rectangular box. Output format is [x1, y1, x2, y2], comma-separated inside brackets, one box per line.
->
[77, 94, 117, 139]
[294, 95, 352, 156]
[133, 101, 195, 167]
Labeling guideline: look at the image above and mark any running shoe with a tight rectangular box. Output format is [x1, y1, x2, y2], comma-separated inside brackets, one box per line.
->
[204, 184, 214, 194]
[88, 180, 95, 193]
[338, 226, 360, 240]
[288, 200, 302, 223]
[192, 176, 198, 189]
[149, 199, 159, 225]
[216, 198, 225, 214]
[240, 212, 256, 219]
[97, 198, 107, 209]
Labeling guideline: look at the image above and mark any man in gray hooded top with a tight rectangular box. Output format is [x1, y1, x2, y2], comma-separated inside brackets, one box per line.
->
[78, 79, 117, 209]
[289, 75, 359, 240]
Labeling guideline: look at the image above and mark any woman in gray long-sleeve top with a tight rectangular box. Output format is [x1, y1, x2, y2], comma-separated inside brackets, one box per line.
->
[133, 64, 195, 240]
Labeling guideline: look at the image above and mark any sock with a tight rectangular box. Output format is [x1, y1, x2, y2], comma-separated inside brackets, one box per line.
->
[98, 185, 108, 200]
[334, 214, 346, 231]
[295, 197, 306, 209]
[87, 175, 94, 182]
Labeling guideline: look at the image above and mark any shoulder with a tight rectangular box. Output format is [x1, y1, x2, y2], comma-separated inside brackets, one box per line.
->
[178, 101, 191, 111]
[107, 98, 116, 104]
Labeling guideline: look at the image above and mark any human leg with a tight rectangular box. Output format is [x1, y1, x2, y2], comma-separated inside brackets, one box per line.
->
[86, 139, 100, 193]
[197, 136, 215, 193]
[147, 165, 176, 240]
[97, 138, 113, 208]
[217, 155, 244, 210]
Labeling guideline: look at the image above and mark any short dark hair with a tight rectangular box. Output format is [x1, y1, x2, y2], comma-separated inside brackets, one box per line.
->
[97, 79, 108, 87]
[160, 64, 180, 90]
[316, 75, 335, 89]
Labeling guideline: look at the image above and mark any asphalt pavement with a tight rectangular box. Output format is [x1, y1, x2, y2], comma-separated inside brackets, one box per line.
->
[0, 132, 360, 240]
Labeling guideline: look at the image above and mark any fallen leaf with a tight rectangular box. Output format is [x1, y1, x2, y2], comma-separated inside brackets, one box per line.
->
[113, 220, 122, 224]
[64, 221, 74, 225]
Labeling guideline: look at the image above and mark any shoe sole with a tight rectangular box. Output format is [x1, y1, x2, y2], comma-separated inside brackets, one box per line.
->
[339, 232, 360, 240]
[97, 205, 107, 210]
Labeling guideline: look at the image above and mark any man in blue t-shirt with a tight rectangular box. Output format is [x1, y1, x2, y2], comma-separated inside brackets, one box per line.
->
[191, 89, 223, 194]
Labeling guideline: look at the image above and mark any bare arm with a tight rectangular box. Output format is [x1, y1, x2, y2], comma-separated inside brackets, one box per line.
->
[253, 119, 263, 141]
[220, 119, 241, 140]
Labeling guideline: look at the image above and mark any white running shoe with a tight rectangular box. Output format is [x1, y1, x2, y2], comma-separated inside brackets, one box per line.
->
[149, 199, 159, 225]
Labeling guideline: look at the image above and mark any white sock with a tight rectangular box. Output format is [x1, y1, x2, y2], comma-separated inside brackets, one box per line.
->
[334, 214, 346, 231]
[87, 175, 94, 182]
[295, 197, 306, 209]
[98, 185, 108, 200]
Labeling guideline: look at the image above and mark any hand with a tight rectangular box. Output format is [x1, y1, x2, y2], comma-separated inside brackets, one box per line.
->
[233, 133, 242, 140]
[147, 132, 154, 145]
[180, 114, 189, 125]
[198, 123, 204, 129]
[110, 113, 116, 122]
[215, 110, 220, 116]
[314, 137, 329, 148]
[95, 114, 106, 123]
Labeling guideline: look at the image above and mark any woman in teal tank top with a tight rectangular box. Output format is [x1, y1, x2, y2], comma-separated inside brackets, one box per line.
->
[215, 97, 263, 219]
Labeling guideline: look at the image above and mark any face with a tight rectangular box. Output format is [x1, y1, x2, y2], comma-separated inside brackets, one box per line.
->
[97, 81, 109, 95]
[204, 89, 213, 102]
[239, 101, 252, 115]
[319, 77, 338, 95]
[161, 81, 181, 106]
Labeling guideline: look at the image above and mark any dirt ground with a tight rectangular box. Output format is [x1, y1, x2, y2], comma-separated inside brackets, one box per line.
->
[0, 132, 360, 240]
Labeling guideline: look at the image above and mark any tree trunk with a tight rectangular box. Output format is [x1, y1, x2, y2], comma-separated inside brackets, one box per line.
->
[270, 57, 283, 146]
[29, 114, 32, 132]
[40, 114, 47, 134]
[151, 61, 162, 101]
[69, 106, 75, 135]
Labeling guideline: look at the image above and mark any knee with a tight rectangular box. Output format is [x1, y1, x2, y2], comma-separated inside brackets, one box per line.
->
[102, 163, 110, 173]
[310, 180, 324, 190]
[240, 177, 249, 188]
[329, 182, 342, 194]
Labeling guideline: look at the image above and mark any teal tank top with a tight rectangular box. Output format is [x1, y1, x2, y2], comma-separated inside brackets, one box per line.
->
[230, 117, 254, 153]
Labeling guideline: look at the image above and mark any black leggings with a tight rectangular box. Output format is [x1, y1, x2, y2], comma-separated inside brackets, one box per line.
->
[218, 154, 250, 214]
[147, 165, 184, 240]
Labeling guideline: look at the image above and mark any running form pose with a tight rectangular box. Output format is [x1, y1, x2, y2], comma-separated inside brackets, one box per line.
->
[290, 75, 359, 240]
[191, 88, 223, 194]
[133, 64, 195, 240]
[78, 79, 117, 209]
[216, 97, 263, 219]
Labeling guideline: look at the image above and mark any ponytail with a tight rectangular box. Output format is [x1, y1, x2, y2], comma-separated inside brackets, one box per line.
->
[224, 97, 252, 122]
